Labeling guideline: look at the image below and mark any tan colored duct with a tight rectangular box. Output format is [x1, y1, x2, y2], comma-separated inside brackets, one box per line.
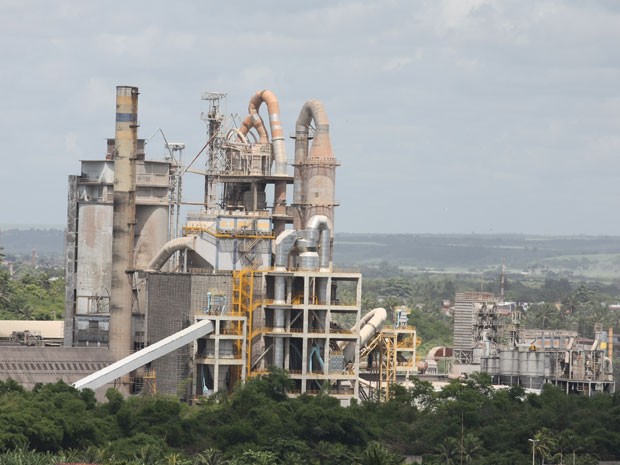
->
[245, 90, 288, 234]
[248, 90, 287, 176]
[239, 114, 268, 144]
[296, 99, 334, 160]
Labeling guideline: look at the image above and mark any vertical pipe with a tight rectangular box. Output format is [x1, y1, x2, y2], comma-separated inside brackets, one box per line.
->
[109, 85, 139, 362]
[274, 338, 284, 368]
[293, 124, 308, 230]
[609, 327, 614, 360]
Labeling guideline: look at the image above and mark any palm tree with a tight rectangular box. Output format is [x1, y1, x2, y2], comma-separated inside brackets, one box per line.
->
[533, 428, 557, 465]
[360, 441, 404, 465]
[434, 437, 459, 465]
[460, 433, 483, 464]
[195, 448, 228, 465]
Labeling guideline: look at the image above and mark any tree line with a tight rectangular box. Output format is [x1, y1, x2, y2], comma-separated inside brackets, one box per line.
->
[0, 370, 618, 465]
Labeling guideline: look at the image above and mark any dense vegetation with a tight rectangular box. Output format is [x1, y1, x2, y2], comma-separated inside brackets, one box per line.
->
[0, 372, 617, 465]
[3, 232, 620, 464]
[0, 268, 64, 320]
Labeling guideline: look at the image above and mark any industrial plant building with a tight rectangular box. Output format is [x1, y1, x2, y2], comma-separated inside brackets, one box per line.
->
[452, 292, 615, 395]
[6, 84, 602, 402]
[51, 86, 405, 403]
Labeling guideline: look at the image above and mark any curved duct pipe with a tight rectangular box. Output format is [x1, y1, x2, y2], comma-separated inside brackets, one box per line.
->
[226, 128, 249, 145]
[295, 99, 333, 160]
[274, 230, 299, 271]
[248, 90, 287, 176]
[294, 99, 336, 230]
[146, 236, 197, 271]
[306, 215, 332, 271]
[343, 307, 387, 363]
[238, 114, 268, 144]
[248, 90, 288, 234]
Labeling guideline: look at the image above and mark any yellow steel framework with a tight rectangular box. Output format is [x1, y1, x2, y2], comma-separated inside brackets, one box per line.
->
[142, 368, 157, 396]
[361, 325, 420, 402]
[233, 269, 260, 378]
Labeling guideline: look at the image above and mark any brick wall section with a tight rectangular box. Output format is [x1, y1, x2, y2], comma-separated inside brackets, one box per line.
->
[146, 272, 236, 396]
[146, 273, 192, 396]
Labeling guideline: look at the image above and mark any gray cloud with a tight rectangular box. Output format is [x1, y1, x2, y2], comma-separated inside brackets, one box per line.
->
[1, 0, 619, 235]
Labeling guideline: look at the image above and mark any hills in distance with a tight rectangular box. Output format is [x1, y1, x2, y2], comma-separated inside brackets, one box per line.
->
[3, 227, 620, 280]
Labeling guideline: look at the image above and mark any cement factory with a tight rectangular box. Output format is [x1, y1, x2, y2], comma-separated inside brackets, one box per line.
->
[0, 86, 614, 401]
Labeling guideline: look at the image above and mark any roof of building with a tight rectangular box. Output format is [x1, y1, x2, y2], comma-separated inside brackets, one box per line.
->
[0, 346, 115, 392]
[0, 320, 64, 339]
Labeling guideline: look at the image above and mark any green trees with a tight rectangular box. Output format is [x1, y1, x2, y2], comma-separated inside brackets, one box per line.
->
[0, 269, 64, 320]
[3, 371, 620, 464]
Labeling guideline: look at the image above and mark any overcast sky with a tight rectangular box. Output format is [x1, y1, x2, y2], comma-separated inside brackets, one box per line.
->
[1, 0, 619, 235]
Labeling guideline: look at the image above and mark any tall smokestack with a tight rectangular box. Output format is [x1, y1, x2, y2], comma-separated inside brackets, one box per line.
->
[109, 86, 139, 362]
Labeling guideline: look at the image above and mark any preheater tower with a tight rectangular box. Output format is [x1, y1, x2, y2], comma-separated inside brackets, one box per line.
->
[109, 86, 138, 361]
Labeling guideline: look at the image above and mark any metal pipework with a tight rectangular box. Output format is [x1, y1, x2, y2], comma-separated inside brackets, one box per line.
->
[296, 230, 319, 271]
[343, 307, 387, 363]
[296, 99, 333, 160]
[146, 236, 197, 271]
[109, 85, 139, 363]
[239, 114, 268, 144]
[294, 100, 336, 230]
[306, 215, 332, 271]
[274, 230, 298, 305]
[272, 229, 299, 369]
[248, 90, 287, 176]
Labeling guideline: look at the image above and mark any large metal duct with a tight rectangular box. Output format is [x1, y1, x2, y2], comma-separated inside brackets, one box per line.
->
[272, 229, 300, 369]
[146, 236, 197, 271]
[109, 85, 139, 362]
[343, 307, 387, 363]
[294, 99, 337, 230]
[248, 90, 287, 176]
[274, 230, 299, 304]
[296, 230, 320, 271]
[239, 114, 268, 144]
[248, 91, 288, 235]
[306, 215, 332, 304]
[306, 215, 332, 271]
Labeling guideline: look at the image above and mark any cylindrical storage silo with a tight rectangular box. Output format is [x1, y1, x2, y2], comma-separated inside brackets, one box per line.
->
[519, 351, 545, 390]
[499, 350, 519, 386]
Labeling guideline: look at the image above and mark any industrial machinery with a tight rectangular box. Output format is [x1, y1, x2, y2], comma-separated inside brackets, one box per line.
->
[452, 292, 615, 395]
[62, 86, 385, 403]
